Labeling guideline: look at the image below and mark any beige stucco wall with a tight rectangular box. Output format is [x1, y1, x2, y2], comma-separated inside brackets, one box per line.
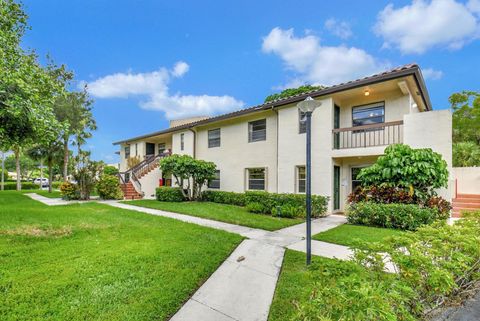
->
[195, 111, 278, 193]
[119, 141, 145, 172]
[404, 110, 453, 201]
[172, 131, 195, 156]
[453, 167, 480, 195]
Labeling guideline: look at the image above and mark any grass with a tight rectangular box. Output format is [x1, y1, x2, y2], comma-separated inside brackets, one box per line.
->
[313, 224, 407, 248]
[0, 191, 243, 321]
[30, 190, 62, 198]
[122, 200, 304, 231]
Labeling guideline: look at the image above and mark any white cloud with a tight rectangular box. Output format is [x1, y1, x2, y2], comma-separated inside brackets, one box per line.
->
[422, 68, 444, 80]
[262, 27, 388, 86]
[172, 61, 189, 77]
[468, 0, 480, 14]
[325, 18, 353, 39]
[375, 0, 480, 54]
[84, 62, 244, 119]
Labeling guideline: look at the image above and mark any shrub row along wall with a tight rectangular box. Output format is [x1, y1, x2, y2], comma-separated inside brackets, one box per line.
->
[0, 182, 38, 190]
[202, 190, 329, 218]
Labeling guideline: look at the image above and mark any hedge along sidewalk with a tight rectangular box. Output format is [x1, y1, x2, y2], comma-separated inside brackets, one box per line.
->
[122, 200, 304, 231]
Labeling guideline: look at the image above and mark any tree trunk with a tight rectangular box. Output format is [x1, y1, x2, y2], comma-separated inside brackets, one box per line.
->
[63, 138, 68, 182]
[48, 161, 53, 193]
[14, 148, 21, 191]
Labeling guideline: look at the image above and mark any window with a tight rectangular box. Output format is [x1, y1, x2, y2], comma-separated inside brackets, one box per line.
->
[135, 143, 138, 156]
[158, 143, 166, 155]
[248, 168, 266, 190]
[299, 111, 307, 134]
[297, 166, 306, 193]
[248, 119, 266, 142]
[352, 102, 385, 127]
[208, 128, 221, 148]
[351, 167, 363, 191]
[124, 146, 130, 159]
[180, 133, 185, 151]
[208, 170, 220, 189]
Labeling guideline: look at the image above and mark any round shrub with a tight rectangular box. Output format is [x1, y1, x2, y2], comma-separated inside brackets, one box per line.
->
[103, 165, 119, 176]
[347, 202, 446, 231]
[59, 182, 78, 200]
[96, 175, 123, 200]
[245, 202, 268, 214]
[156, 187, 185, 202]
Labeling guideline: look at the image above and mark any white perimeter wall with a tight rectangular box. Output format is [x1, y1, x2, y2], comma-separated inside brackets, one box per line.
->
[453, 167, 480, 195]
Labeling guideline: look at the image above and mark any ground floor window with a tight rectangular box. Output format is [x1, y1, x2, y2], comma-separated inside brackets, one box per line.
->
[247, 168, 266, 190]
[208, 170, 220, 189]
[351, 167, 363, 192]
[158, 143, 166, 154]
[297, 166, 306, 193]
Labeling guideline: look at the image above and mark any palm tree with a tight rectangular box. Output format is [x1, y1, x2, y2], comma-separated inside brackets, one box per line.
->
[54, 88, 96, 181]
[27, 141, 63, 193]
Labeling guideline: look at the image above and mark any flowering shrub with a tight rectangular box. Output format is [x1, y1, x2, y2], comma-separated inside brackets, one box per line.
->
[59, 182, 78, 200]
[96, 175, 123, 200]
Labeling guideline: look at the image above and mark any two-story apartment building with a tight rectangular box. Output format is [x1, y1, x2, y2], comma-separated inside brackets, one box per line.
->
[113, 64, 453, 213]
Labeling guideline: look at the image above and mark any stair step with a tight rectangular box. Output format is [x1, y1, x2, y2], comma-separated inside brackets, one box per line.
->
[452, 203, 480, 209]
[456, 194, 480, 199]
[453, 198, 480, 204]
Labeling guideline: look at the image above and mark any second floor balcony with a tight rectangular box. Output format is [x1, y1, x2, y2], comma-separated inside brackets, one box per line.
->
[332, 120, 404, 149]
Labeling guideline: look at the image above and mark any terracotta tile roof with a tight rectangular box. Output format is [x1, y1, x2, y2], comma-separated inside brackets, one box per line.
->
[113, 63, 430, 145]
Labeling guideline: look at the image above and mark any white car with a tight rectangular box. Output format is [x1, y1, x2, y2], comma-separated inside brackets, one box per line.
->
[33, 178, 49, 188]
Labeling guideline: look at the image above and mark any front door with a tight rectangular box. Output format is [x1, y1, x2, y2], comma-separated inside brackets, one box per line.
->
[145, 142, 155, 156]
[333, 166, 340, 210]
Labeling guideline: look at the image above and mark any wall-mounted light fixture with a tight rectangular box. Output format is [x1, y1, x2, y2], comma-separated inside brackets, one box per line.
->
[364, 88, 370, 96]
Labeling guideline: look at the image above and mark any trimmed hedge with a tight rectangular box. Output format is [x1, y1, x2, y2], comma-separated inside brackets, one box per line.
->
[347, 202, 448, 231]
[202, 190, 246, 206]
[245, 191, 328, 218]
[0, 182, 38, 190]
[156, 187, 185, 202]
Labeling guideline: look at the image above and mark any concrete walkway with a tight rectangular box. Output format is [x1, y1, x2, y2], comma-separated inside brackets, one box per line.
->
[25, 193, 99, 206]
[26, 193, 349, 321]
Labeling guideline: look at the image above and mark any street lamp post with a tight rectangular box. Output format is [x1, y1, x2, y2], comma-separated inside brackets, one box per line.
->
[297, 96, 322, 265]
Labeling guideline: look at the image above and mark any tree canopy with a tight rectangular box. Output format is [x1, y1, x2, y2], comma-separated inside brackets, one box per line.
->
[358, 144, 449, 197]
[264, 85, 325, 103]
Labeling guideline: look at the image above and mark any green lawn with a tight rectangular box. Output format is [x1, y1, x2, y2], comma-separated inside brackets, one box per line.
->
[269, 250, 397, 321]
[30, 190, 62, 198]
[0, 191, 242, 321]
[123, 200, 304, 231]
[313, 224, 407, 248]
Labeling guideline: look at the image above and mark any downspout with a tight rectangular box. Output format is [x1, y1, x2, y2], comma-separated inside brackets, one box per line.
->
[188, 128, 197, 159]
[272, 106, 279, 193]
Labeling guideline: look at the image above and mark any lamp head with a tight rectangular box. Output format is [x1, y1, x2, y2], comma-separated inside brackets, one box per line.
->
[297, 96, 322, 113]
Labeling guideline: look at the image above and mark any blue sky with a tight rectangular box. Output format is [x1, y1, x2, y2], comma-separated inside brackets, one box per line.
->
[21, 0, 480, 163]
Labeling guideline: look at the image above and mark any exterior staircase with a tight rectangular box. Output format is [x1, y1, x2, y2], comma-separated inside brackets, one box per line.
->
[120, 181, 143, 200]
[118, 153, 167, 200]
[452, 194, 480, 218]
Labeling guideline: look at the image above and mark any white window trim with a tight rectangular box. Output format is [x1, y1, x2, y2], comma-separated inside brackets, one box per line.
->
[245, 167, 268, 191]
[295, 165, 306, 194]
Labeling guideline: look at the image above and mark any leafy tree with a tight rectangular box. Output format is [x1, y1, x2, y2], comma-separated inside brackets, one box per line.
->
[0, 0, 70, 190]
[4, 154, 36, 180]
[358, 144, 449, 198]
[26, 141, 63, 193]
[53, 88, 96, 181]
[452, 142, 480, 167]
[103, 165, 119, 176]
[72, 151, 102, 200]
[264, 85, 325, 103]
[450, 90, 480, 145]
[160, 154, 216, 201]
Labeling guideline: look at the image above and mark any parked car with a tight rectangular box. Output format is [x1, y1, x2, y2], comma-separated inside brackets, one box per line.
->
[33, 178, 49, 188]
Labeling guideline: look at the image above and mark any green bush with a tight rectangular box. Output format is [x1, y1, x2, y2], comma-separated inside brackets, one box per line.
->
[96, 175, 123, 200]
[51, 181, 62, 189]
[156, 187, 185, 202]
[0, 182, 38, 190]
[103, 165, 119, 176]
[245, 202, 267, 214]
[245, 191, 328, 218]
[202, 190, 246, 206]
[59, 182, 78, 200]
[347, 202, 448, 231]
[272, 204, 303, 218]
[352, 212, 480, 319]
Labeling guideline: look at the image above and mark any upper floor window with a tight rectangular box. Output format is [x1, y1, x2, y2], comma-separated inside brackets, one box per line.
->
[208, 128, 221, 148]
[247, 168, 266, 190]
[124, 146, 130, 159]
[299, 111, 307, 134]
[352, 102, 385, 127]
[158, 143, 166, 155]
[180, 133, 185, 151]
[248, 119, 266, 142]
[297, 166, 306, 193]
[208, 170, 220, 189]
